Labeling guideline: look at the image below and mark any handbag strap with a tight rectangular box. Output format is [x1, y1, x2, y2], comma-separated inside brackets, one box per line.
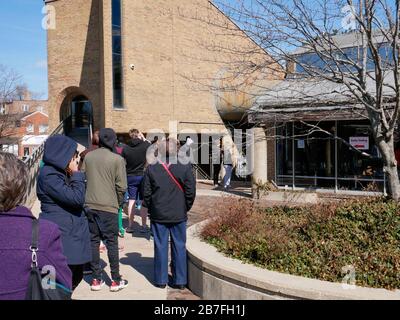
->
[30, 219, 39, 268]
[161, 162, 184, 192]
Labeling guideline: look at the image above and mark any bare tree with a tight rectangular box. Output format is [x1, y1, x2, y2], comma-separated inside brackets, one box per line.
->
[205, 0, 400, 200]
[0, 65, 22, 140]
[14, 83, 29, 101]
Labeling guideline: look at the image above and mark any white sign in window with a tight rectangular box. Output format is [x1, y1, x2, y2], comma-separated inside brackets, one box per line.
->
[297, 139, 305, 149]
[350, 136, 369, 150]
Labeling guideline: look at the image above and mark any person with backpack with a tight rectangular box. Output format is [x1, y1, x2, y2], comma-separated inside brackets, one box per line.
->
[143, 138, 196, 289]
[0, 152, 72, 300]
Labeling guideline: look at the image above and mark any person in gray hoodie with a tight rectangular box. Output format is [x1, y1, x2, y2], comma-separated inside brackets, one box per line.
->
[82, 128, 128, 293]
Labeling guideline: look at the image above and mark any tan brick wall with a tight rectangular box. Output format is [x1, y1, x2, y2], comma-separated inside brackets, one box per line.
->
[47, 0, 283, 135]
[47, 0, 103, 130]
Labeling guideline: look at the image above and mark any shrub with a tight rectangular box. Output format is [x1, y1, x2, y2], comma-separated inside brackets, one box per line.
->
[201, 197, 400, 290]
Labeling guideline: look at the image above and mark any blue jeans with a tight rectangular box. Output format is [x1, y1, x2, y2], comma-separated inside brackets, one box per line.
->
[151, 221, 187, 286]
[223, 164, 233, 188]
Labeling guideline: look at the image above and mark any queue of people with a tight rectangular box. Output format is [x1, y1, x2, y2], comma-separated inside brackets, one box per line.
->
[0, 127, 198, 300]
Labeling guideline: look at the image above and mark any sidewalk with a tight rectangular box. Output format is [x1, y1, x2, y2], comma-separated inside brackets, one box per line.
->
[73, 222, 167, 300]
[30, 187, 232, 300]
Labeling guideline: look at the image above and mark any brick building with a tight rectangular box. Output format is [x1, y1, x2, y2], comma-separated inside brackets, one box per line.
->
[45, 0, 282, 176]
[1, 100, 48, 116]
[0, 111, 49, 159]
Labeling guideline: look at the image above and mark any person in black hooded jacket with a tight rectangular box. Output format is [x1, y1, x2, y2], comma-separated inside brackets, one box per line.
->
[121, 129, 151, 233]
[37, 134, 91, 291]
[143, 138, 196, 289]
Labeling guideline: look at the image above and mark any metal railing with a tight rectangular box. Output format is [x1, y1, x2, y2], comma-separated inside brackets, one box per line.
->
[23, 120, 66, 207]
[276, 174, 386, 195]
[192, 163, 212, 181]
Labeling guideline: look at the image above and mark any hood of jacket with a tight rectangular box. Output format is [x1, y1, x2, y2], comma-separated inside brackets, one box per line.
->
[43, 135, 77, 171]
[99, 128, 117, 151]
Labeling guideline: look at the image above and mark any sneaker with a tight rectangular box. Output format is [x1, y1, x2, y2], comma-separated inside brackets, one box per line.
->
[110, 279, 129, 292]
[154, 284, 166, 289]
[139, 226, 150, 234]
[90, 279, 105, 291]
[125, 227, 134, 234]
[169, 284, 186, 290]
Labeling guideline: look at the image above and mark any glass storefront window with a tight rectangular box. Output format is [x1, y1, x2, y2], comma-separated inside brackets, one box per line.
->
[276, 120, 384, 191]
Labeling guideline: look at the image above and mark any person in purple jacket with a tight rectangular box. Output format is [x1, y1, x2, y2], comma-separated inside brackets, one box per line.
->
[0, 152, 72, 300]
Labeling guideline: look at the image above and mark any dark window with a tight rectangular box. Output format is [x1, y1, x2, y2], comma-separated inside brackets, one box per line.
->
[112, 0, 123, 108]
[295, 42, 396, 74]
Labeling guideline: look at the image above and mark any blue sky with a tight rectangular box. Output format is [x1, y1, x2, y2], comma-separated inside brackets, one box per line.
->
[0, 0, 47, 99]
[1, 0, 395, 101]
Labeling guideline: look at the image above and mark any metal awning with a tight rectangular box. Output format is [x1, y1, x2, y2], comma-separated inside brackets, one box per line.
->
[249, 73, 396, 123]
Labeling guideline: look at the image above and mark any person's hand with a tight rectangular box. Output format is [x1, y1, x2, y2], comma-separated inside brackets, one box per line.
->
[68, 156, 80, 173]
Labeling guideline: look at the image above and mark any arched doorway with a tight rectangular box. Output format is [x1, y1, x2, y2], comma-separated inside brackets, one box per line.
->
[59, 91, 93, 147]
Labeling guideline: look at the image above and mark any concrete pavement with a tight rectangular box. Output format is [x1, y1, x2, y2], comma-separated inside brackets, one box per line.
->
[31, 200, 167, 300]
[72, 218, 167, 300]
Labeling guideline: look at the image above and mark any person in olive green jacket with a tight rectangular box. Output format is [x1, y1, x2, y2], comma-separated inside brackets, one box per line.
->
[82, 128, 128, 293]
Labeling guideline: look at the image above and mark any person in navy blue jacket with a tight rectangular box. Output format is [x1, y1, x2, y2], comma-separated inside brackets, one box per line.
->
[37, 135, 91, 291]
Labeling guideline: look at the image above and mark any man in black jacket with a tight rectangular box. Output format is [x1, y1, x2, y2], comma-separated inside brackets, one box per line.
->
[143, 138, 196, 289]
[121, 129, 151, 233]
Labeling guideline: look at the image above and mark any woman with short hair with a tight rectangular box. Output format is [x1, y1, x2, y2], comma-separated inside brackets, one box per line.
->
[0, 152, 72, 300]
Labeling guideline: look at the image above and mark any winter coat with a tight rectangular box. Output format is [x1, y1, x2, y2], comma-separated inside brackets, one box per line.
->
[37, 135, 91, 265]
[143, 160, 196, 224]
[0, 206, 72, 300]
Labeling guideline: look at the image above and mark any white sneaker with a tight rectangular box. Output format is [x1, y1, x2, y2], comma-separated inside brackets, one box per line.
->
[110, 279, 129, 292]
[90, 279, 105, 291]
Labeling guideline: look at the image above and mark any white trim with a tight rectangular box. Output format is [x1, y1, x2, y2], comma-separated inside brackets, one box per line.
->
[20, 111, 49, 121]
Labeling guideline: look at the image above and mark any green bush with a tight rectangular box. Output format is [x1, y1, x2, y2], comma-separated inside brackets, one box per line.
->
[201, 197, 400, 290]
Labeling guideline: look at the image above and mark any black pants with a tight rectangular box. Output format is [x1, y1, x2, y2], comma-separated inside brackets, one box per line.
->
[213, 164, 221, 185]
[86, 209, 121, 281]
[68, 264, 84, 291]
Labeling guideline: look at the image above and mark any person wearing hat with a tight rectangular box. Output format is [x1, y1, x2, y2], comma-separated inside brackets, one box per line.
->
[37, 134, 91, 291]
[82, 128, 128, 292]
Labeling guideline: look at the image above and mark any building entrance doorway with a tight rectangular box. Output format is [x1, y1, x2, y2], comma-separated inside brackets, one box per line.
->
[60, 93, 93, 148]
[71, 96, 93, 129]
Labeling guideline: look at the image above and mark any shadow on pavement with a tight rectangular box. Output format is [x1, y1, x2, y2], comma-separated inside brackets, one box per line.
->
[120, 252, 155, 285]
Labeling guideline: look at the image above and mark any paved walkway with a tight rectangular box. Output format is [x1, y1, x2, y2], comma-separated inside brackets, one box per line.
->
[30, 182, 249, 300]
[73, 219, 167, 300]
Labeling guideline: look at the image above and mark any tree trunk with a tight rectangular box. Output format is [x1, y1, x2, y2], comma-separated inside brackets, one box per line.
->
[376, 139, 400, 201]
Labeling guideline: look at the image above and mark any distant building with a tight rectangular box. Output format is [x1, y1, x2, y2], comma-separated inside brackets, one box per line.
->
[1, 100, 49, 116]
[249, 32, 394, 192]
[0, 111, 49, 159]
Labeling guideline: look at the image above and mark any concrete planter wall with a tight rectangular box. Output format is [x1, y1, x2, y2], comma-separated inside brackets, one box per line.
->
[256, 191, 319, 204]
[187, 221, 400, 300]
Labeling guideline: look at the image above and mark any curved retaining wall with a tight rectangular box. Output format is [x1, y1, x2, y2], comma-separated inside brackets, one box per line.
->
[187, 221, 400, 300]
